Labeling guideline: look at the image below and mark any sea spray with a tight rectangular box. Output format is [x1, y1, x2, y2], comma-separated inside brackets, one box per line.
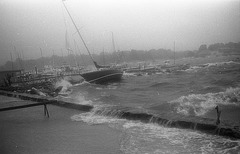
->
[55, 79, 72, 92]
[170, 87, 240, 116]
[120, 121, 240, 154]
[71, 110, 240, 154]
[74, 92, 94, 105]
[71, 104, 127, 125]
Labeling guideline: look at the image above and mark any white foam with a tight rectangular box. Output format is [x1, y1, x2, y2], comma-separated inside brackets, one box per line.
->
[74, 93, 94, 105]
[55, 79, 72, 92]
[204, 61, 240, 67]
[71, 105, 240, 153]
[185, 61, 240, 73]
[71, 104, 126, 125]
[71, 112, 125, 125]
[170, 87, 240, 116]
[120, 121, 240, 154]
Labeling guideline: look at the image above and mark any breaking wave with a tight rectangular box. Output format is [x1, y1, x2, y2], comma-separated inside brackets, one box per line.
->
[55, 79, 72, 92]
[120, 121, 240, 154]
[71, 104, 127, 125]
[205, 61, 240, 67]
[185, 60, 240, 73]
[71, 107, 240, 154]
[170, 87, 240, 116]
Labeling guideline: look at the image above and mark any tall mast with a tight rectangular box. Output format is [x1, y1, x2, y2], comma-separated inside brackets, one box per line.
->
[111, 31, 116, 53]
[102, 47, 105, 65]
[10, 52, 13, 70]
[21, 50, 25, 71]
[14, 46, 21, 69]
[111, 31, 119, 64]
[62, 1, 95, 65]
[174, 41, 175, 65]
[40, 48, 44, 68]
[52, 50, 55, 67]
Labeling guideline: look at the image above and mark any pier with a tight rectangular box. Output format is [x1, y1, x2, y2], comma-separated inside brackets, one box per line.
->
[0, 90, 93, 114]
[0, 90, 239, 139]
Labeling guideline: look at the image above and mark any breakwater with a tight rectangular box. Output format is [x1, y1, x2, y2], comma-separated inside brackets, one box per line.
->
[0, 90, 239, 139]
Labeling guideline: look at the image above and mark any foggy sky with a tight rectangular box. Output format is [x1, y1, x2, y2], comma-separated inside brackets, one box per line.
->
[0, 0, 239, 65]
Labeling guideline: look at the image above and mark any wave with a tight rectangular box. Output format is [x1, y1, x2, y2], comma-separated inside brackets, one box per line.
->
[150, 82, 171, 88]
[95, 85, 118, 90]
[185, 60, 240, 73]
[71, 106, 240, 153]
[70, 101, 240, 139]
[150, 82, 185, 90]
[169, 87, 240, 116]
[120, 121, 240, 154]
[74, 93, 94, 105]
[55, 79, 72, 90]
[185, 66, 203, 72]
[71, 105, 128, 124]
[205, 61, 240, 67]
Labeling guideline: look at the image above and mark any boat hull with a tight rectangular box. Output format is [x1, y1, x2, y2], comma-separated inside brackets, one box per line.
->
[80, 69, 123, 84]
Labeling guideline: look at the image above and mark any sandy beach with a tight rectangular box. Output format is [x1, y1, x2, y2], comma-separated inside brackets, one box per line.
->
[0, 95, 122, 154]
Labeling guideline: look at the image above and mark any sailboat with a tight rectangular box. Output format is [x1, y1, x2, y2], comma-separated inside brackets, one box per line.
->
[62, 1, 123, 84]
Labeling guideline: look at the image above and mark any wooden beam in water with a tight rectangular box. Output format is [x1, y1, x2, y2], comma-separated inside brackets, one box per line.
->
[0, 102, 50, 117]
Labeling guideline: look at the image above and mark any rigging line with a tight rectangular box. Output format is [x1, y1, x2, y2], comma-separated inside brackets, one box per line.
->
[60, 1, 68, 30]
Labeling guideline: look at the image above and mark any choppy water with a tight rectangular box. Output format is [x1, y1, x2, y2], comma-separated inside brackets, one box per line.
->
[58, 59, 240, 153]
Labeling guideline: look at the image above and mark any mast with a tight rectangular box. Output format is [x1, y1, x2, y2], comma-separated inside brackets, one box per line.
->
[40, 48, 44, 68]
[61, 48, 63, 62]
[52, 50, 55, 67]
[174, 41, 175, 65]
[111, 31, 116, 53]
[21, 50, 25, 71]
[62, 1, 95, 65]
[102, 47, 105, 65]
[14, 46, 21, 69]
[17, 52, 22, 70]
[10, 52, 13, 70]
[111, 31, 119, 64]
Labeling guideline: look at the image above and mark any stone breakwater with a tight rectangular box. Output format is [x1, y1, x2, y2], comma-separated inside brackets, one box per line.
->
[0, 90, 239, 139]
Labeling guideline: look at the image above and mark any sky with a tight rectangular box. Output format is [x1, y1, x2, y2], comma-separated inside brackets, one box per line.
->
[0, 0, 239, 65]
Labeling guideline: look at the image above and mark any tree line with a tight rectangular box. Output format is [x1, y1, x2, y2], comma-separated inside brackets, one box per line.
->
[0, 41, 239, 71]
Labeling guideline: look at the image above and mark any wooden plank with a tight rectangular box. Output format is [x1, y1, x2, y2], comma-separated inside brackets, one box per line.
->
[0, 102, 50, 112]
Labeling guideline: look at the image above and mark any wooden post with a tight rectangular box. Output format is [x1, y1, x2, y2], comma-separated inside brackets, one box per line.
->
[44, 104, 49, 118]
[215, 106, 221, 125]
[0, 102, 50, 118]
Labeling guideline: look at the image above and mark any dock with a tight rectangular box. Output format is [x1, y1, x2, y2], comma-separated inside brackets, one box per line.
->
[0, 90, 93, 115]
[0, 90, 239, 139]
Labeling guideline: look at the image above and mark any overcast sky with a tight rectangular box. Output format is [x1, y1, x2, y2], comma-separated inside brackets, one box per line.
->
[0, 0, 239, 65]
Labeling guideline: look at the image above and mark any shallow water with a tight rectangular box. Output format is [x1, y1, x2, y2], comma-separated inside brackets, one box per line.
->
[61, 57, 240, 153]
[0, 100, 121, 154]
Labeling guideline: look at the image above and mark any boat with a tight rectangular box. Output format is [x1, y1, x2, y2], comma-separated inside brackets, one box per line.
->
[80, 69, 123, 84]
[62, 1, 123, 84]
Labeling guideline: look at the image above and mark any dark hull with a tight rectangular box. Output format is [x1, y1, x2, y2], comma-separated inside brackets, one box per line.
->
[80, 69, 123, 84]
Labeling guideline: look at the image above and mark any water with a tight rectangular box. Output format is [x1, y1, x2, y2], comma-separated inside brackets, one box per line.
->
[59, 57, 240, 153]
